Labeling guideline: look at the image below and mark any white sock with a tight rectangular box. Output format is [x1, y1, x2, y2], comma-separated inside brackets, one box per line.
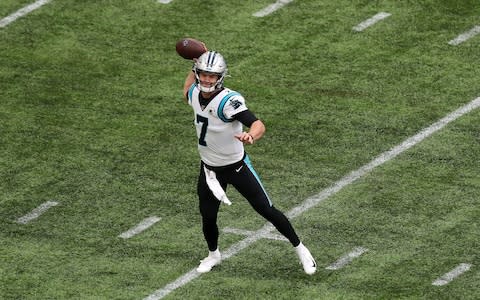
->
[295, 242, 305, 249]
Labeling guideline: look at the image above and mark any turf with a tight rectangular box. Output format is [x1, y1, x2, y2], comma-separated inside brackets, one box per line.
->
[0, 0, 479, 299]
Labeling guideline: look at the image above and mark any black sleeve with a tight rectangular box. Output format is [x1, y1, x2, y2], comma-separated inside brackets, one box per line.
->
[233, 110, 258, 128]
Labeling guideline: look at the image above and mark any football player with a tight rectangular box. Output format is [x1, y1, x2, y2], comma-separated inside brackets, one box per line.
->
[183, 50, 317, 275]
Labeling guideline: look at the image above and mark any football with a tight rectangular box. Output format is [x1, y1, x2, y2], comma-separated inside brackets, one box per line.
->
[175, 38, 207, 60]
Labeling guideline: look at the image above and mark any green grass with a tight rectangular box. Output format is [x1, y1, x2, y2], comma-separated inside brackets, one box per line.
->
[0, 0, 33, 17]
[1, 0, 479, 299]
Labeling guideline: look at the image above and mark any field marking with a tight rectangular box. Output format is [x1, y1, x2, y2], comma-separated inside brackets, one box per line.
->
[222, 227, 288, 242]
[432, 263, 472, 286]
[0, 0, 51, 28]
[119, 216, 161, 239]
[16, 201, 59, 224]
[144, 97, 480, 300]
[353, 12, 391, 32]
[325, 247, 368, 270]
[253, 0, 294, 17]
[448, 26, 480, 45]
[157, 0, 173, 3]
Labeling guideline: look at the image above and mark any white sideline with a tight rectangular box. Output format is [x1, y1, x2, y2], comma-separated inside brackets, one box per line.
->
[119, 217, 161, 239]
[448, 26, 480, 45]
[144, 96, 480, 300]
[253, 0, 294, 18]
[157, 0, 173, 3]
[16, 201, 59, 224]
[0, 0, 51, 28]
[432, 263, 472, 286]
[222, 227, 288, 242]
[326, 247, 368, 270]
[353, 12, 391, 32]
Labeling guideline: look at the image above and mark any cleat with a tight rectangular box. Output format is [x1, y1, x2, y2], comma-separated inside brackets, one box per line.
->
[196, 249, 221, 273]
[295, 243, 317, 275]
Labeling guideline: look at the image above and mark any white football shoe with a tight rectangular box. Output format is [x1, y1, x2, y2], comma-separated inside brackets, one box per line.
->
[196, 249, 221, 273]
[295, 243, 317, 275]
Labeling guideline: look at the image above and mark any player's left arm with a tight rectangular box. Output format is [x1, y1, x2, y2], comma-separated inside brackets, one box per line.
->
[233, 110, 265, 145]
[241, 119, 265, 144]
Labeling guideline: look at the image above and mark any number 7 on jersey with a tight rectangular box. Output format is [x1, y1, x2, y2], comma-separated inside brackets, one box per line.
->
[196, 114, 208, 146]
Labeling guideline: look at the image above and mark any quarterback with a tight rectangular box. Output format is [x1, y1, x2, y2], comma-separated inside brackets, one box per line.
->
[183, 50, 317, 275]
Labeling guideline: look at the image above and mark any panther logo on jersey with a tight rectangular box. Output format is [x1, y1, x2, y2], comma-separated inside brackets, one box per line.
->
[229, 99, 242, 109]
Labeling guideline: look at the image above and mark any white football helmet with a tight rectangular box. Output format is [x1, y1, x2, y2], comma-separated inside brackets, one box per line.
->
[193, 51, 228, 93]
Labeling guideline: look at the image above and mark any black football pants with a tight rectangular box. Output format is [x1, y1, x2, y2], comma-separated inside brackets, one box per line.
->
[198, 155, 300, 251]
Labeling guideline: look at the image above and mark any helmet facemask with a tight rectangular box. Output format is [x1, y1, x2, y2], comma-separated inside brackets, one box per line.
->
[193, 51, 228, 93]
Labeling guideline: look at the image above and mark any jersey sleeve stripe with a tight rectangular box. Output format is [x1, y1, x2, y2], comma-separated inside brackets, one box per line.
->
[217, 92, 241, 122]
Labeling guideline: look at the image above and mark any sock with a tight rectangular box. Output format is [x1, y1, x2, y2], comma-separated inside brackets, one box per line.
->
[295, 242, 304, 249]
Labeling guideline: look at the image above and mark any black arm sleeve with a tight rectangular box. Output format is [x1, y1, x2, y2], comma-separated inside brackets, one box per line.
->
[233, 110, 258, 128]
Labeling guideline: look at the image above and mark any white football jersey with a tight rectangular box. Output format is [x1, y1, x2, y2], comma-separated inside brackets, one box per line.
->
[187, 83, 248, 167]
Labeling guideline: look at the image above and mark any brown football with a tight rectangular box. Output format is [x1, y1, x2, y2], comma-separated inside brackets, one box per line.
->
[175, 38, 207, 60]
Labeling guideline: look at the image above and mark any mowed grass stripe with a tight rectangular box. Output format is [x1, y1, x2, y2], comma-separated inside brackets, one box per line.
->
[144, 97, 480, 299]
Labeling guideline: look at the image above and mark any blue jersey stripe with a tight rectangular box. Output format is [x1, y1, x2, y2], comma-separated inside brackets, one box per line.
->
[217, 92, 241, 122]
[244, 155, 273, 207]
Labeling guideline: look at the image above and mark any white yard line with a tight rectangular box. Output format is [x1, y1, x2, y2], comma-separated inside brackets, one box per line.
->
[16, 201, 59, 224]
[326, 247, 368, 270]
[353, 12, 391, 32]
[157, 0, 173, 3]
[253, 0, 294, 17]
[119, 216, 161, 239]
[223, 227, 288, 242]
[432, 263, 472, 286]
[448, 25, 480, 45]
[285, 97, 480, 220]
[0, 0, 51, 28]
[144, 96, 480, 300]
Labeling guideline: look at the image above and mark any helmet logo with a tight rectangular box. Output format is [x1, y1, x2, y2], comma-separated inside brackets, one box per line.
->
[207, 51, 217, 68]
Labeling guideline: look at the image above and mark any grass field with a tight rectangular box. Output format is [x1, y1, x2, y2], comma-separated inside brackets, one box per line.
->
[1, 0, 479, 299]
